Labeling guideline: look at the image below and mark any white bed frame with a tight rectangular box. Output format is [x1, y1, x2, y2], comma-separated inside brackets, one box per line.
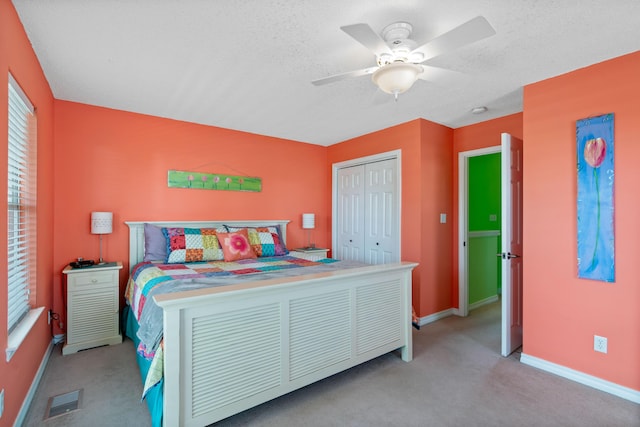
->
[126, 220, 417, 427]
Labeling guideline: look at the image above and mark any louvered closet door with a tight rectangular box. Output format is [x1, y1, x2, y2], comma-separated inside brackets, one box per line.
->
[336, 165, 365, 261]
[364, 158, 399, 264]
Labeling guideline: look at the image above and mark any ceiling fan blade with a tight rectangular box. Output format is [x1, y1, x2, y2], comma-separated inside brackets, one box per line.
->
[417, 65, 467, 85]
[340, 23, 392, 56]
[312, 66, 379, 86]
[411, 16, 496, 63]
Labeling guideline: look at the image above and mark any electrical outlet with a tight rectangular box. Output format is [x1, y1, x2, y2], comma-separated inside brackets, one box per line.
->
[594, 335, 608, 353]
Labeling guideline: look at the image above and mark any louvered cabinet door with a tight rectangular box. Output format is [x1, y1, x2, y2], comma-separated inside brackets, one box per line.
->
[62, 262, 123, 355]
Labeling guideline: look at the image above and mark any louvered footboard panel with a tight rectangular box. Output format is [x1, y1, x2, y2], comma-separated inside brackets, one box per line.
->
[289, 289, 351, 380]
[356, 279, 403, 355]
[190, 303, 282, 418]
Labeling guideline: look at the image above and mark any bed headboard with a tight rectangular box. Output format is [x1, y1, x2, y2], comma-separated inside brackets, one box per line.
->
[124, 220, 290, 271]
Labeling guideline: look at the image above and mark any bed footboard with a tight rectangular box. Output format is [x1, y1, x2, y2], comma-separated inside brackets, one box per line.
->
[155, 262, 417, 427]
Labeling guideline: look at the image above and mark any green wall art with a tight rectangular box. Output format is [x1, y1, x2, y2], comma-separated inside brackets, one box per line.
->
[167, 170, 262, 192]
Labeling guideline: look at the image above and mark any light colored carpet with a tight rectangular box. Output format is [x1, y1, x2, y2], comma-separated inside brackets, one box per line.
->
[23, 302, 640, 426]
[22, 335, 150, 426]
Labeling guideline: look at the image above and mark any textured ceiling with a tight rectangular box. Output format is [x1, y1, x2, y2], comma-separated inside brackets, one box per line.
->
[11, 0, 640, 146]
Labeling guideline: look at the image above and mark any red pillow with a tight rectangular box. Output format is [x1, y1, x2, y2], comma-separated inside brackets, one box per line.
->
[216, 228, 257, 262]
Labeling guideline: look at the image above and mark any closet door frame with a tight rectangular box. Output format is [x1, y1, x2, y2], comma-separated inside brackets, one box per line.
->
[331, 150, 402, 261]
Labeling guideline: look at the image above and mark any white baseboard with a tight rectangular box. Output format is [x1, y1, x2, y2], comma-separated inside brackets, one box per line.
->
[468, 294, 499, 311]
[13, 339, 54, 426]
[417, 308, 455, 327]
[521, 353, 640, 404]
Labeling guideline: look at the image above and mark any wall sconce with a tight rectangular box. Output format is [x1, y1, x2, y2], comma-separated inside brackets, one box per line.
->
[302, 213, 315, 249]
[91, 212, 112, 264]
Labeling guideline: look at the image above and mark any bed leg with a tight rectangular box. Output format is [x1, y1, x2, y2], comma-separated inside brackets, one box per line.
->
[400, 344, 412, 362]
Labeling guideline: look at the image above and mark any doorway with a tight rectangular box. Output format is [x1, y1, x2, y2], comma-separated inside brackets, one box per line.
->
[458, 135, 524, 357]
[458, 146, 501, 318]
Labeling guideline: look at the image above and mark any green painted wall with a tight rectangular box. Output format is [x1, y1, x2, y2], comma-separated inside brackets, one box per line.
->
[469, 153, 501, 231]
[468, 236, 499, 303]
[468, 153, 502, 305]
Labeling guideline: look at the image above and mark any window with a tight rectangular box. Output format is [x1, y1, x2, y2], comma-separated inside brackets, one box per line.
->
[7, 73, 37, 336]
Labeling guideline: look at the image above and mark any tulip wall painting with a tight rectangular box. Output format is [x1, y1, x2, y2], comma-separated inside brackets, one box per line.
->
[167, 170, 262, 192]
[576, 113, 615, 282]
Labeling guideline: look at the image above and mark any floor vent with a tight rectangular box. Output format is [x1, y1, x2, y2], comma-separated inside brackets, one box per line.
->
[44, 389, 83, 420]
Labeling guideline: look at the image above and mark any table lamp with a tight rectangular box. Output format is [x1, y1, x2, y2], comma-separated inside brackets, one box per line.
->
[302, 213, 315, 249]
[91, 212, 112, 264]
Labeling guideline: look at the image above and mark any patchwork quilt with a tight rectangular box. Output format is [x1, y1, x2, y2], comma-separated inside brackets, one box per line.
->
[125, 255, 334, 325]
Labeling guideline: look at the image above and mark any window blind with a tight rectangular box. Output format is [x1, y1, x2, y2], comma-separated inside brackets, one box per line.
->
[7, 74, 37, 334]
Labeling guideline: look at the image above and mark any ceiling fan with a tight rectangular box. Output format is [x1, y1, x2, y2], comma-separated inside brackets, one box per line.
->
[312, 16, 496, 100]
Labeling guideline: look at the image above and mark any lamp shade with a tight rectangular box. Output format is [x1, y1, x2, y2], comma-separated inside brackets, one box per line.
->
[302, 213, 315, 229]
[372, 62, 422, 95]
[91, 212, 113, 234]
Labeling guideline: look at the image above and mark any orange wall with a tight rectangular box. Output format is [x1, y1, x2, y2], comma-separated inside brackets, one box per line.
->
[52, 101, 329, 329]
[522, 52, 640, 390]
[451, 113, 524, 306]
[419, 120, 454, 315]
[327, 119, 454, 317]
[1, 2, 55, 425]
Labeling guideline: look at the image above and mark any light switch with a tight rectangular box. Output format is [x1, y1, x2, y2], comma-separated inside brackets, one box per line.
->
[440, 213, 446, 224]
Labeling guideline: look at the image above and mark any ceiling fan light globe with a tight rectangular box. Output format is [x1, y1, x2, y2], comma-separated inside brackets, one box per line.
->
[372, 62, 422, 95]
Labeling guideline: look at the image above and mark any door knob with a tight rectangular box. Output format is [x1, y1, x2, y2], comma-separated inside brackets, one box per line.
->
[497, 252, 521, 259]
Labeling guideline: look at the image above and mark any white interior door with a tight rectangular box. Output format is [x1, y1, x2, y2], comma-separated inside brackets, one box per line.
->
[364, 158, 399, 264]
[336, 165, 365, 261]
[333, 150, 401, 264]
[500, 133, 524, 356]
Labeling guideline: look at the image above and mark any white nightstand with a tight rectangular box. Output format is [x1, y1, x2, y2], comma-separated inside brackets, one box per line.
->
[62, 262, 123, 355]
[290, 248, 330, 261]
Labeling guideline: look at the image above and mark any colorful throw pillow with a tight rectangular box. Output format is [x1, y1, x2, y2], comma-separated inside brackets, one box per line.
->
[225, 225, 288, 257]
[216, 229, 258, 262]
[162, 227, 225, 263]
[143, 223, 167, 262]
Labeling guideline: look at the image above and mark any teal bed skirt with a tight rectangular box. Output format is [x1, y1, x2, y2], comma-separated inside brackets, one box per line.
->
[123, 305, 164, 427]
